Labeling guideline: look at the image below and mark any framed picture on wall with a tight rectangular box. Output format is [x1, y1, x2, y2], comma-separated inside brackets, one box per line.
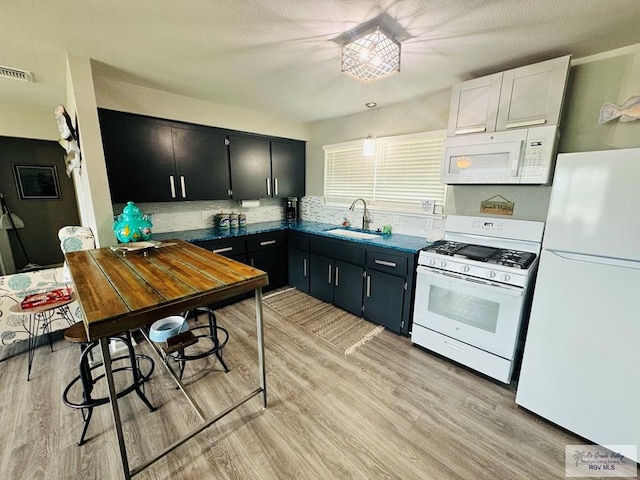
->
[13, 164, 61, 200]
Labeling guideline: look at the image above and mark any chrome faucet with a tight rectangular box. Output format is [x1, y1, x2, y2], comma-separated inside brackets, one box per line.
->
[349, 198, 372, 230]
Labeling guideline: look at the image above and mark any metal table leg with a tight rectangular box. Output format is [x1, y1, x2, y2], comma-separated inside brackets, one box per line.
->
[100, 337, 131, 480]
[255, 288, 267, 408]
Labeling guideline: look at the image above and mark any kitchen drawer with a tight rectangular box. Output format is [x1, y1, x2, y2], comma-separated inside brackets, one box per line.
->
[411, 325, 512, 383]
[288, 231, 310, 251]
[247, 231, 286, 251]
[366, 249, 408, 276]
[194, 237, 246, 257]
[310, 237, 365, 265]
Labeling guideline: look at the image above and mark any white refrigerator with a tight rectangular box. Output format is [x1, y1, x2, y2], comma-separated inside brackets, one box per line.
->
[515, 148, 640, 462]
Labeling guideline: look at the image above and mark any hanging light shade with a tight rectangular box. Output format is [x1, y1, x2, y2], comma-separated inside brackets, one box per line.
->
[363, 102, 377, 157]
[342, 26, 401, 83]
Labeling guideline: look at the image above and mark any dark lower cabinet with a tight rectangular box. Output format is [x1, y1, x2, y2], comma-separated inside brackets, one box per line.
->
[309, 253, 334, 304]
[334, 260, 364, 317]
[363, 269, 406, 333]
[288, 248, 309, 293]
[292, 233, 417, 336]
[249, 248, 287, 292]
[309, 255, 363, 316]
[247, 231, 288, 292]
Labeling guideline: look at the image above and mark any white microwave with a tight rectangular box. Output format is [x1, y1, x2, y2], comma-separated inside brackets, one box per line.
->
[440, 125, 559, 185]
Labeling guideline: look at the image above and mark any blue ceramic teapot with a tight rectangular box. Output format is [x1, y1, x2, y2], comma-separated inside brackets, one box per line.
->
[113, 201, 153, 243]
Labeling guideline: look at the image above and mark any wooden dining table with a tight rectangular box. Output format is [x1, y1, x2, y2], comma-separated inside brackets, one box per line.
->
[65, 239, 269, 480]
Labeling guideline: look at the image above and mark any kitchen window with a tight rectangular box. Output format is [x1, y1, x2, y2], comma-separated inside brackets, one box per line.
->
[323, 130, 446, 213]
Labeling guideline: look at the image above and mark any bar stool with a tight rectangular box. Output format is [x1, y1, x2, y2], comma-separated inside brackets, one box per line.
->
[154, 307, 229, 381]
[61, 322, 156, 446]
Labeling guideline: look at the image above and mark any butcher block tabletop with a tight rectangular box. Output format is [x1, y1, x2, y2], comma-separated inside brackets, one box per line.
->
[65, 239, 268, 341]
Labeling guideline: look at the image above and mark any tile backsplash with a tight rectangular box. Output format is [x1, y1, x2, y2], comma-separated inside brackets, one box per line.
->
[300, 196, 445, 241]
[114, 196, 445, 241]
[114, 198, 285, 234]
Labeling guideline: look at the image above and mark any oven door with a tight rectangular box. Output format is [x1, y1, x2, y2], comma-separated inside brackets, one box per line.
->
[412, 265, 525, 359]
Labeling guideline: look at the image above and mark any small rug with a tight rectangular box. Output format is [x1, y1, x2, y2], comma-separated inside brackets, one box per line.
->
[263, 288, 384, 355]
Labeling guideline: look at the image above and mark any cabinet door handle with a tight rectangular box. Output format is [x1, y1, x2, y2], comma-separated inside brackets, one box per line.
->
[374, 259, 397, 268]
[260, 240, 276, 246]
[250, 258, 255, 267]
[274, 178, 278, 196]
[169, 176, 176, 198]
[366, 275, 371, 297]
[335, 266, 339, 287]
[506, 118, 546, 129]
[266, 178, 271, 196]
[212, 246, 233, 253]
[180, 176, 186, 198]
[328, 264, 332, 284]
[454, 126, 486, 135]
[303, 258, 307, 277]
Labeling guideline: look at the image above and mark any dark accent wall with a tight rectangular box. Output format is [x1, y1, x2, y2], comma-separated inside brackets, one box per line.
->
[0, 136, 80, 270]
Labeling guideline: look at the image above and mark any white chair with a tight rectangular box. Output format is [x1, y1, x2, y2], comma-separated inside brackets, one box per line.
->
[58, 226, 95, 283]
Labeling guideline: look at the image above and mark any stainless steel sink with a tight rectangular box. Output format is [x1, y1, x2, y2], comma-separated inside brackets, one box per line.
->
[325, 228, 381, 240]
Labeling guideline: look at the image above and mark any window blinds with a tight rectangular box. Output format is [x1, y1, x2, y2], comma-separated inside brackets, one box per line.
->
[324, 130, 446, 212]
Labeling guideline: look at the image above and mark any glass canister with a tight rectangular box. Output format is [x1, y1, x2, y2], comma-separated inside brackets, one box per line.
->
[238, 213, 247, 227]
[215, 213, 230, 229]
[229, 213, 239, 228]
[113, 201, 153, 243]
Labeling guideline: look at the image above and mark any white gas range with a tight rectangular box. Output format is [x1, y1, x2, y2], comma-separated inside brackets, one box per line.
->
[411, 215, 544, 383]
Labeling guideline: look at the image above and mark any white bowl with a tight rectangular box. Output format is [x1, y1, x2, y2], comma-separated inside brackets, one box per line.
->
[149, 315, 189, 342]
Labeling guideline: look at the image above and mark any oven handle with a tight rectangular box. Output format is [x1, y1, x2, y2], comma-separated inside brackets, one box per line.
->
[416, 265, 523, 295]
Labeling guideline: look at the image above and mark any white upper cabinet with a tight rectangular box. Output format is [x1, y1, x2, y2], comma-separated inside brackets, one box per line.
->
[447, 73, 502, 136]
[447, 54, 571, 137]
[496, 55, 571, 130]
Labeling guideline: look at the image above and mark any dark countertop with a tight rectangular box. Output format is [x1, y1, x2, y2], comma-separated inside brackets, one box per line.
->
[153, 220, 431, 253]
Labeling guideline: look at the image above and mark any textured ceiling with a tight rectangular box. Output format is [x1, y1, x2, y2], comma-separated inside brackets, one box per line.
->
[2, 0, 640, 123]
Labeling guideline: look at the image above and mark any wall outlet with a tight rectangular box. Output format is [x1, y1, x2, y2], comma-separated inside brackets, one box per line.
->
[421, 200, 434, 213]
[393, 215, 400, 225]
[201, 210, 208, 220]
[425, 218, 434, 230]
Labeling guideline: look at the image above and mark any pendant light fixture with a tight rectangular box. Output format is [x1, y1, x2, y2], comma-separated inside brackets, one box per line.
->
[363, 102, 377, 157]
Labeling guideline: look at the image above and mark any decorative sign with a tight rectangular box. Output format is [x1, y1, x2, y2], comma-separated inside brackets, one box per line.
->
[480, 195, 514, 216]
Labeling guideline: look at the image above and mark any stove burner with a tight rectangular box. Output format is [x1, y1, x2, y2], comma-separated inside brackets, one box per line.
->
[488, 249, 537, 269]
[422, 241, 536, 270]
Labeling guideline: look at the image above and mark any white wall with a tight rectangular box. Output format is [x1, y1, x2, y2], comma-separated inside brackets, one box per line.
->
[0, 101, 58, 140]
[65, 54, 116, 247]
[94, 76, 309, 141]
[306, 43, 640, 226]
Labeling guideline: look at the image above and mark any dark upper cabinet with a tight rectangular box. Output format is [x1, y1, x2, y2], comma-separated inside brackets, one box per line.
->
[271, 140, 305, 198]
[99, 109, 231, 203]
[99, 110, 175, 203]
[228, 133, 305, 200]
[227, 134, 272, 200]
[171, 126, 230, 201]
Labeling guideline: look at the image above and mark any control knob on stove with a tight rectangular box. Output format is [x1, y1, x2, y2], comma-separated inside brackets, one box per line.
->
[487, 270, 496, 279]
[501, 273, 511, 282]
[461, 265, 470, 273]
[440, 260, 447, 268]
[428, 258, 436, 266]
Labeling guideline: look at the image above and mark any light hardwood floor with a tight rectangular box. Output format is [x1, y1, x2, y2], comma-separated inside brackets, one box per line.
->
[0, 295, 615, 479]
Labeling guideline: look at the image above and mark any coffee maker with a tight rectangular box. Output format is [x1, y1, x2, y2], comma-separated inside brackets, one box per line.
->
[285, 197, 298, 221]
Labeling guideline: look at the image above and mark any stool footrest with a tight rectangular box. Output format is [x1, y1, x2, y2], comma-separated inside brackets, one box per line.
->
[162, 331, 198, 355]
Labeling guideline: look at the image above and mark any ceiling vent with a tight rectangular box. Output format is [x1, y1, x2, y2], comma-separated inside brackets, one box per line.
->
[0, 65, 34, 82]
